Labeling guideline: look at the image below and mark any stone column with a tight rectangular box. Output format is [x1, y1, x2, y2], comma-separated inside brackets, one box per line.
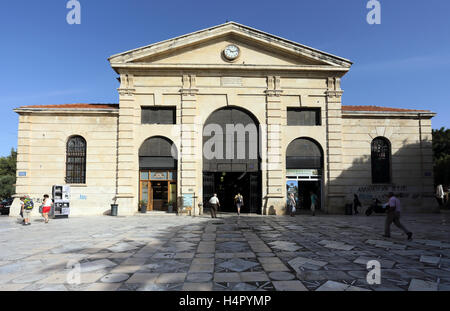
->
[10, 114, 32, 216]
[418, 115, 437, 212]
[115, 74, 136, 215]
[180, 75, 200, 215]
[264, 76, 284, 215]
[325, 77, 344, 213]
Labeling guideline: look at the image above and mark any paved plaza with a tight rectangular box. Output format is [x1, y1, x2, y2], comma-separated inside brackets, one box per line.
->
[0, 212, 449, 291]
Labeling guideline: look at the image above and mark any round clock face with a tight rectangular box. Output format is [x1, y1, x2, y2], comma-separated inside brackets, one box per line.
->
[223, 45, 240, 61]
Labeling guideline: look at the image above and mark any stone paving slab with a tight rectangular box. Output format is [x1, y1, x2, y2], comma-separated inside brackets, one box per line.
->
[408, 279, 438, 291]
[0, 213, 449, 291]
[182, 282, 213, 291]
[316, 280, 370, 291]
[272, 280, 308, 291]
[353, 256, 396, 269]
[288, 256, 328, 272]
[420, 255, 441, 265]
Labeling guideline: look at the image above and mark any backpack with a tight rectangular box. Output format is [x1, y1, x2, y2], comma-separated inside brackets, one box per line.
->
[237, 196, 243, 204]
[24, 198, 34, 210]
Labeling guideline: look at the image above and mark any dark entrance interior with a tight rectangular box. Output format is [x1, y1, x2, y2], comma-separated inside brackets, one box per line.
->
[285, 137, 324, 213]
[203, 107, 262, 215]
[298, 180, 321, 210]
[203, 172, 261, 214]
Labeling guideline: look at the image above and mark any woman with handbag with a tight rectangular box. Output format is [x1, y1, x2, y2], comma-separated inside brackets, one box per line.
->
[42, 194, 52, 223]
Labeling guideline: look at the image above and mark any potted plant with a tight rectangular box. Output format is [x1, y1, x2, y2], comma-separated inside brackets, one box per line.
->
[139, 200, 147, 213]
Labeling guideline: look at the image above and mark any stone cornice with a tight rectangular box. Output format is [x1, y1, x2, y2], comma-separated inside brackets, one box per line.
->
[326, 90, 344, 98]
[265, 90, 283, 97]
[111, 63, 350, 74]
[180, 88, 199, 96]
[118, 88, 136, 96]
[13, 108, 119, 115]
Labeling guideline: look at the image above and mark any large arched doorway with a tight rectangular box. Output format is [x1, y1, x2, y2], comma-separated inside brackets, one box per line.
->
[203, 107, 261, 213]
[286, 138, 324, 212]
[139, 136, 178, 212]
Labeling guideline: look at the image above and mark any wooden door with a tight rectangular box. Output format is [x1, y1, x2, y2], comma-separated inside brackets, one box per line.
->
[151, 181, 168, 211]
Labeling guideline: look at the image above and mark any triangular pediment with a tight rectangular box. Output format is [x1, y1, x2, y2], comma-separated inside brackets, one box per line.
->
[109, 22, 352, 70]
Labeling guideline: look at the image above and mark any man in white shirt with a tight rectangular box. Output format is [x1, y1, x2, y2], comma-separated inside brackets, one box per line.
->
[209, 194, 220, 218]
[384, 192, 412, 240]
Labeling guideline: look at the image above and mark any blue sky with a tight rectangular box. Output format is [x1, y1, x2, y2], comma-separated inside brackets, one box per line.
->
[0, 0, 449, 156]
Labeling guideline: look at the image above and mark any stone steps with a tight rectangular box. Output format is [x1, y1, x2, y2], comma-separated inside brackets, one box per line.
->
[133, 211, 177, 216]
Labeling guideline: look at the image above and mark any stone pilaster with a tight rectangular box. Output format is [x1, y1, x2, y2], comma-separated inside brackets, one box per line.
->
[325, 77, 345, 213]
[264, 76, 285, 215]
[180, 75, 200, 215]
[10, 114, 32, 216]
[418, 116, 438, 212]
[115, 74, 136, 215]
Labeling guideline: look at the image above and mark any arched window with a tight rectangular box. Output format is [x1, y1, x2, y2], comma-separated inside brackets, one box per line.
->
[66, 136, 87, 184]
[371, 137, 391, 184]
[286, 138, 323, 169]
[139, 136, 177, 170]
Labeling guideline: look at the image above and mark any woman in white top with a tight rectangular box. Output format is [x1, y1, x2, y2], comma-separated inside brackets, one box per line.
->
[42, 194, 52, 223]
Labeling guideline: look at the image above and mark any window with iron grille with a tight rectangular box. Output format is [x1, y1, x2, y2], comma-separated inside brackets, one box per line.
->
[141, 106, 176, 124]
[287, 108, 321, 126]
[371, 137, 391, 184]
[66, 136, 87, 184]
[286, 138, 323, 169]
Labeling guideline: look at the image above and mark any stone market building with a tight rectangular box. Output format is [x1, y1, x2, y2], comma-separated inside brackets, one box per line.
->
[11, 22, 436, 217]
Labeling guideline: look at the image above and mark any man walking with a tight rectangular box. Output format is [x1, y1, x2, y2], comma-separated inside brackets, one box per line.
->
[383, 192, 412, 240]
[209, 193, 220, 218]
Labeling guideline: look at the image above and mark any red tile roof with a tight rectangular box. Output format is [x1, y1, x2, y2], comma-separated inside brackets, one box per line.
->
[342, 105, 428, 112]
[20, 103, 119, 109]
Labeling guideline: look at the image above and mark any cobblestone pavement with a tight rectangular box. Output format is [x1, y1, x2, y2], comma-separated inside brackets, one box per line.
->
[0, 212, 449, 291]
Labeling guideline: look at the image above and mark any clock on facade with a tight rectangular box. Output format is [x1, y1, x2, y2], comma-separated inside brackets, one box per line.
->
[223, 44, 240, 61]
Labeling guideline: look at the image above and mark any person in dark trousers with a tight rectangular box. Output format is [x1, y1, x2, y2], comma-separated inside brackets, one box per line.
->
[353, 194, 362, 215]
[19, 197, 25, 223]
[383, 192, 413, 240]
[234, 192, 243, 216]
[310, 191, 318, 216]
[21, 196, 34, 226]
[208, 194, 220, 218]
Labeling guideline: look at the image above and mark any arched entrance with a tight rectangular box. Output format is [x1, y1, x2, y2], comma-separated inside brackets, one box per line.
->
[139, 136, 178, 212]
[203, 107, 261, 213]
[286, 138, 324, 212]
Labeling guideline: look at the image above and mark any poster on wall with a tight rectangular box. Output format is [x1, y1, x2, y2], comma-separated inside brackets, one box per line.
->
[183, 194, 194, 209]
[286, 180, 299, 203]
